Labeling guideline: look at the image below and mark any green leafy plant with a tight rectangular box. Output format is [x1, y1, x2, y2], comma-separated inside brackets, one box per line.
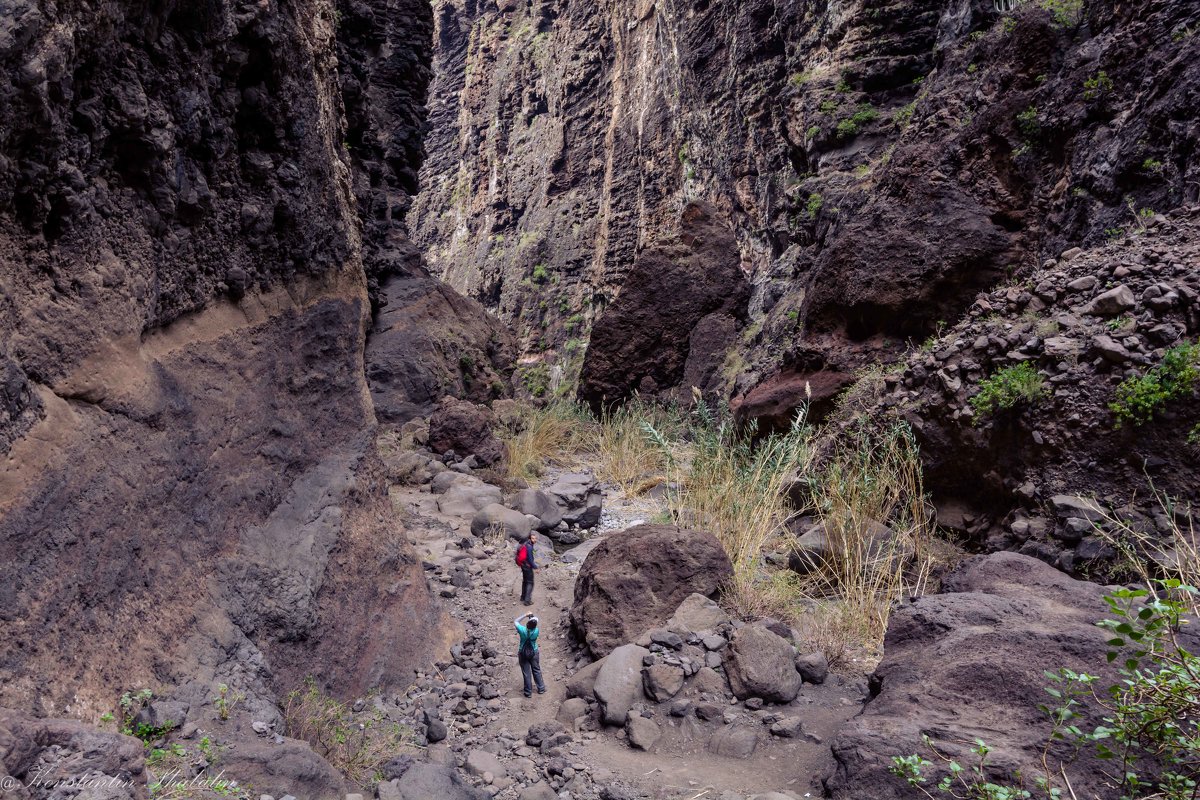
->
[820, 98, 839, 114]
[1039, 0, 1083, 27]
[790, 70, 814, 87]
[1016, 106, 1041, 139]
[1142, 157, 1164, 174]
[1188, 424, 1200, 447]
[894, 100, 918, 128]
[519, 363, 552, 398]
[531, 263, 549, 284]
[806, 192, 824, 218]
[805, 124, 820, 139]
[1082, 70, 1114, 101]
[970, 362, 1049, 418]
[1109, 342, 1200, 427]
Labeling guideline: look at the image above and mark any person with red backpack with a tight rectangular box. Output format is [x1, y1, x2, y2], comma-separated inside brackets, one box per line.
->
[515, 533, 539, 606]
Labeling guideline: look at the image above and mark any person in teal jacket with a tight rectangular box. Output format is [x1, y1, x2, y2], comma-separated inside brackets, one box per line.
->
[514, 612, 546, 697]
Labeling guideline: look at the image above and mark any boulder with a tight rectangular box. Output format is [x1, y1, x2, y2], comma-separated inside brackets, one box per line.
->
[593, 644, 651, 725]
[545, 472, 604, 529]
[665, 593, 730, 634]
[469, 504, 533, 540]
[557, 697, 590, 726]
[642, 664, 686, 702]
[0, 709, 148, 798]
[625, 716, 661, 750]
[432, 471, 478, 494]
[708, 726, 759, 758]
[132, 700, 190, 732]
[724, 624, 802, 703]
[428, 397, 507, 468]
[571, 524, 734, 657]
[769, 717, 806, 738]
[1082, 284, 1136, 316]
[367, 271, 514, 425]
[826, 553, 1130, 799]
[566, 658, 605, 700]
[794, 651, 828, 685]
[513, 489, 563, 531]
[438, 480, 503, 516]
[464, 749, 507, 779]
[377, 760, 489, 800]
[787, 519, 909, 575]
[518, 783, 558, 800]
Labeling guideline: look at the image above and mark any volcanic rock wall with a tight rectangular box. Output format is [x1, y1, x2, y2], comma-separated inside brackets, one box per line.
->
[412, 0, 1200, 411]
[0, 0, 454, 721]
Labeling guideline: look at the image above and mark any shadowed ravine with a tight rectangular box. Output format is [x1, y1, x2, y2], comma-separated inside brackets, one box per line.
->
[1, 1, 1198, 799]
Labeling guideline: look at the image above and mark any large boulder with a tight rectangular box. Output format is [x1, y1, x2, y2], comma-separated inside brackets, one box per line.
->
[545, 472, 604, 529]
[366, 267, 515, 425]
[570, 525, 734, 657]
[724, 624, 802, 703]
[470, 504, 534, 540]
[826, 552, 1134, 799]
[513, 489, 564, 531]
[0, 709, 147, 799]
[665, 593, 730, 634]
[592, 644, 651, 726]
[428, 397, 507, 468]
[437, 480, 504, 516]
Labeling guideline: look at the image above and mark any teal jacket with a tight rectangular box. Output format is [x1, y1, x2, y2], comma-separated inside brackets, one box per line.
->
[515, 617, 540, 653]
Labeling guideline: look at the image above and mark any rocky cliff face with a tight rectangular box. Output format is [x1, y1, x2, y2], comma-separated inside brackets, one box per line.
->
[413, 0, 1200, 410]
[0, 0, 458, 727]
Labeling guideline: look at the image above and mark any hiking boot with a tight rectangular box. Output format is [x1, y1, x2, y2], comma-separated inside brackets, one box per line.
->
[523, 692, 532, 698]
[537, 688, 546, 694]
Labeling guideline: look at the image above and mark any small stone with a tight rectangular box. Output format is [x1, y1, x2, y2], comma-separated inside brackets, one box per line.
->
[625, 716, 660, 750]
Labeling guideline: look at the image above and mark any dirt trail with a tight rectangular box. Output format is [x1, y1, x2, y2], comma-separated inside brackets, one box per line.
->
[392, 476, 859, 799]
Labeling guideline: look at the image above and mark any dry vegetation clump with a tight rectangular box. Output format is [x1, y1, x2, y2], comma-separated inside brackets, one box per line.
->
[282, 678, 418, 787]
[498, 395, 947, 666]
[501, 401, 594, 479]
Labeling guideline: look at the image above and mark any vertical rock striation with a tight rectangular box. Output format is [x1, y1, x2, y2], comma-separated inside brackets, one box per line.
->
[413, 0, 1200, 410]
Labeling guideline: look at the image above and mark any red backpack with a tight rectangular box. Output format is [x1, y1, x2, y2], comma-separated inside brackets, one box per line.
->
[515, 542, 529, 567]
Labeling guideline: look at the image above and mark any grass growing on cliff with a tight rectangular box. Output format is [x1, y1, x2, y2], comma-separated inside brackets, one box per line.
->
[282, 678, 418, 787]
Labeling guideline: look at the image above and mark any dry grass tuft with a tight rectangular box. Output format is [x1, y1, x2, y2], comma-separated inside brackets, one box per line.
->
[502, 401, 593, 480]
[590, 397, 683, 493]
[791, 421, 935, 652]
[1097, 489, 1199, 616]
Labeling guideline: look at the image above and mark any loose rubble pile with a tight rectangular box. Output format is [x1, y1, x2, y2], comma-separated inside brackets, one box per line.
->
[860, 208, 1200, 574]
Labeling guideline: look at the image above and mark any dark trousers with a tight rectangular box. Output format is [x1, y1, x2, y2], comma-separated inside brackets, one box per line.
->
[519, 648, 545, 696]
[520, 567, 535, 603]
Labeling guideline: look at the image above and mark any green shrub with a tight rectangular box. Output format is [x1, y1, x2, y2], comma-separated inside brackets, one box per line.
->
[820, 98, 839, 114]
[1039, 0, 1083, 26]
[893, 101, 917, 128]
[1016, 106, 1040, 138]
[1110, 342, 1200, 427]
[531, 263, 549, 283]
[970, 362, 1048, 418]
[1142, 157, 1164, 174]
[1082, 70, 1113, 101]
[519, 363, 551, 398]
[805, 192, 823, 218]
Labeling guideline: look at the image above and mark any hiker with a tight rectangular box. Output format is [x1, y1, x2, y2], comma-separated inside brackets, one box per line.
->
[514, 611, 546, 697]
[516, 533, 539, 605]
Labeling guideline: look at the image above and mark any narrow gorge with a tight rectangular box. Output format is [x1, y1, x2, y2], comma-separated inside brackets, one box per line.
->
[1, 0, 1198, 799]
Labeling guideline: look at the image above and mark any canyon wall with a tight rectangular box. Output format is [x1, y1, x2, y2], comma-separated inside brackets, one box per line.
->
[413, 0, 1199, 408]
[0, 0, 457, 723]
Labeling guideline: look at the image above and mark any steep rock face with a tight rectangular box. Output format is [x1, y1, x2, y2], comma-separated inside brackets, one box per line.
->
[0, 0, 449, 723]
[578, 201, 749, 410]
[413, 0, 1200, 407]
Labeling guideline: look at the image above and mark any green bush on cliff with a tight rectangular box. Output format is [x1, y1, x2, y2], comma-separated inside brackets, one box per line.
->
[970, 362, 1048, 418]
[1109, 341, 1200, 427]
